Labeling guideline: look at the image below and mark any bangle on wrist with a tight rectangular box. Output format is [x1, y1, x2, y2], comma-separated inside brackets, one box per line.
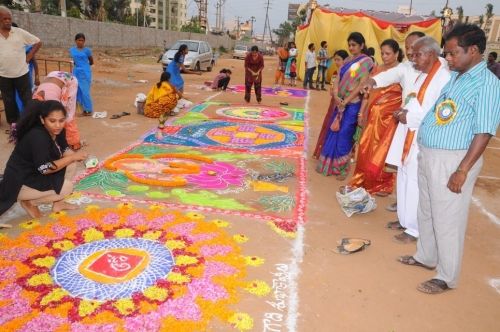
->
[456, 167, 467, 175]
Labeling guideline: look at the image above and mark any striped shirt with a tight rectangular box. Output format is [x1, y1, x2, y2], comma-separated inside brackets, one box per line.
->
[318, 48, 328, 67]
[418, 61, 500, 150]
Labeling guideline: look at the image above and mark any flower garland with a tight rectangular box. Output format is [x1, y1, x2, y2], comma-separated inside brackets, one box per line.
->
[0, 206, 270, 331]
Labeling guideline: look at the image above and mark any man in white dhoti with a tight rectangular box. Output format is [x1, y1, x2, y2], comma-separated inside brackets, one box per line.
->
[399, 24, 500, 294]
[362, 31, 424, 234]
[389, 37, 450, 243]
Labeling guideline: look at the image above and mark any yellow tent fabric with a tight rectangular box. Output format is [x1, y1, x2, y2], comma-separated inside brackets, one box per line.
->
[295, 9, 442, 81]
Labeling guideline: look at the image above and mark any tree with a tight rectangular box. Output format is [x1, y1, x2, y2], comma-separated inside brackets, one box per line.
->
[478, 14, 484, 27]
[104, 0, 130, 22]
[456, 6, 463, 23]
[272, 21, 294, 46]
[41, 0, 60, 15]
[0, 0, 23, 9]
[181, 16, 204, 33]
[429, 10, 436, 17]
[485, 3, 494, 21]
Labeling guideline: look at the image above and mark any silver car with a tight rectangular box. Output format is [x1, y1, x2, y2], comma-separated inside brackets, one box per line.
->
[232, 44, 248, 59]
[161, 40, 214, 72]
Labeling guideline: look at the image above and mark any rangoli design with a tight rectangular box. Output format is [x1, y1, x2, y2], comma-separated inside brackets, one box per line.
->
[74, 144, 305, 228]
[230, 85, 308, 98]
[169, 102, 305, 130]
[143, 121, 303, 151]
[0, 206, 269, 331]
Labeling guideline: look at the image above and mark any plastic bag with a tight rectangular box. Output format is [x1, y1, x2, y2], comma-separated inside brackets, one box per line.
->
[336, 186, 377, 217]
[134, 93, 146, 107]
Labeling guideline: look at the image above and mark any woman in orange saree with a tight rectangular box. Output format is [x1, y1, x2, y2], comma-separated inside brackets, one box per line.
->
[350, 39, 403, 195]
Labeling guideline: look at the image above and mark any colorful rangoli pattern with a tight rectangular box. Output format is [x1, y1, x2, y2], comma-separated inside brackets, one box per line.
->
[0, 206, 268, 331]
[229, 85, 308, 98]
[143, 121, 303, 151]
[168, 102, 305, 130]
[74, 143, 304, 228]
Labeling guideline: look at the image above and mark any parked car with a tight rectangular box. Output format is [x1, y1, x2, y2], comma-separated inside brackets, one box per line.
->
[232, 44, 248, 59]
[161, 40, 214, 72]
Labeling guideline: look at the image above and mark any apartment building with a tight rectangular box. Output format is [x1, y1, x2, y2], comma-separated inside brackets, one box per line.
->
[131, 0, 187, 30]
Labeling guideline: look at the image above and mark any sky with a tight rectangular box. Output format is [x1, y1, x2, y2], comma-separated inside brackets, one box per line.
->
[187, 0, 497, 34]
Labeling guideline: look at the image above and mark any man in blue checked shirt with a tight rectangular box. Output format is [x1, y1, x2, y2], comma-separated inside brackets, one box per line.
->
[399, 24, 500, 294]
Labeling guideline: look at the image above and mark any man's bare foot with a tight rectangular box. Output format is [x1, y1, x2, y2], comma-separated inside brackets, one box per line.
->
[52, 201, 78, 212]
[20, 200, 42, 218]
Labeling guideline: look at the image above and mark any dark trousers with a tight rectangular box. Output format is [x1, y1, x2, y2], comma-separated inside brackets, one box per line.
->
[0, 73, 32, 124]
[245, 80, 262, 103]
[217, 76, 231, 91]
[303, 67, 316, 88]
[316, 65, 327, 88]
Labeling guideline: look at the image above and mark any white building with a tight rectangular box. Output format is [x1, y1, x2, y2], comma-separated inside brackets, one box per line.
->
[132, 0, 187, 30]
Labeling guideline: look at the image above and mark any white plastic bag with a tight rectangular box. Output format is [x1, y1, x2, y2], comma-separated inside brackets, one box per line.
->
[134, 93, 147, 107]
[336, 186, 377, 217]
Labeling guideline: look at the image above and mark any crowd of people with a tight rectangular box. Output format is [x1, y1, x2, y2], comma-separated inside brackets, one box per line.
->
[313, 25, 499, 294]
[1, 2, 500, 296]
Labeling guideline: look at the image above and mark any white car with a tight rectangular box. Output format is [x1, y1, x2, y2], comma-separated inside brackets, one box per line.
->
[232, 44, 248, 59]
[161, 40, 214, 72]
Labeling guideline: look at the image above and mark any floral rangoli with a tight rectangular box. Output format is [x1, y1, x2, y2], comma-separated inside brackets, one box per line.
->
[0, 206, 270, 331]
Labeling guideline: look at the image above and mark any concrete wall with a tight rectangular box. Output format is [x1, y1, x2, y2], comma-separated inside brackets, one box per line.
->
[11, 10, 235, 50]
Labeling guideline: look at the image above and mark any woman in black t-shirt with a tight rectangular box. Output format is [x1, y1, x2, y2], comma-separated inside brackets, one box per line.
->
[0, 100, 88, 219]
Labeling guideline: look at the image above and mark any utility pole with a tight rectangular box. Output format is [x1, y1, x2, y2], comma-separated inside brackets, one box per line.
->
[262, 0, 273, 44]
[250, 16, 256, 38]
[409, 0, 413, 15]
[236, 16, 242, 39]
[195, 0, 208, 31]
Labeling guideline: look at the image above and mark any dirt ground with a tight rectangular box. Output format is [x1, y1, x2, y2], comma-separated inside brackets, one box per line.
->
[0, 49, 499, 331]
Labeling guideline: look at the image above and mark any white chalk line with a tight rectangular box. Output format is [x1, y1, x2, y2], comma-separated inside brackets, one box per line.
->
[286, 90, 310, 332]
[488, 278, 500, 295]
[486, 146, 500, 150]
[471, 196, 500, 226]
[204, 91, 223, 101]
[478, 175, 500, 180]
[491, 136, 500, 142]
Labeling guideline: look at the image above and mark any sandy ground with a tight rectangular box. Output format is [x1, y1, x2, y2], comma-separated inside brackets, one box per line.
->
[0, 49, 499, 331]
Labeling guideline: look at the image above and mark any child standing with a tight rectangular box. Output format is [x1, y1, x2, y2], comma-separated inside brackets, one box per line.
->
[69, 33, 94, 116]
[289, 58, 297, 86]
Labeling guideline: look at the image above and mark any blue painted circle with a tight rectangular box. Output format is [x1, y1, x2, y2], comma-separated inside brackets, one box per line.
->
[144, 121, 298, 150]
[52, 238, 174, 301]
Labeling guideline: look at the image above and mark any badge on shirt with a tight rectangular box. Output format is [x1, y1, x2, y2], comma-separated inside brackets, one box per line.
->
[350, 62, 360, 78]
[435, 99, 457, 125]
[404, 92, 417, 106]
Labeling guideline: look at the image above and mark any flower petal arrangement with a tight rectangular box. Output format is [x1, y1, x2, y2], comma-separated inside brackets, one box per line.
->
[0, 206, 269, 331]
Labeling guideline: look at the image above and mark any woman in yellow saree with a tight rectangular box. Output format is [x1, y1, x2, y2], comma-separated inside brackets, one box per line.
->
[350, 39, 403, 195]
[144, 72, 181, 128]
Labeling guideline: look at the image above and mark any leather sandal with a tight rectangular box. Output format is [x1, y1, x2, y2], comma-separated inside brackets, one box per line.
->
[398, 255, 435, 270]
[417, 279, 450, 294]
[334, 238, 371, 255]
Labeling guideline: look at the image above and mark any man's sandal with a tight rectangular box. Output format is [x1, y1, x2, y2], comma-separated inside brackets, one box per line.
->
[334, 238, 371, 255]
[398, 255, 435, 270]
[387, 221, 404, 230]
[417, 279, 450, 294]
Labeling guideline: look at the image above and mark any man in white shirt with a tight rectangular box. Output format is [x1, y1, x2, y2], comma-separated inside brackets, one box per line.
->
[362, 32, 425, 216]
[303, 43, 316, 89]
[390, 37, 451, 243]
[0, 6, 42, 127]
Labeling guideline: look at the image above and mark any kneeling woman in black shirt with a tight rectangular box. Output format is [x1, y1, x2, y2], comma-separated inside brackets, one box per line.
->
[0, 100, 88, 219]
